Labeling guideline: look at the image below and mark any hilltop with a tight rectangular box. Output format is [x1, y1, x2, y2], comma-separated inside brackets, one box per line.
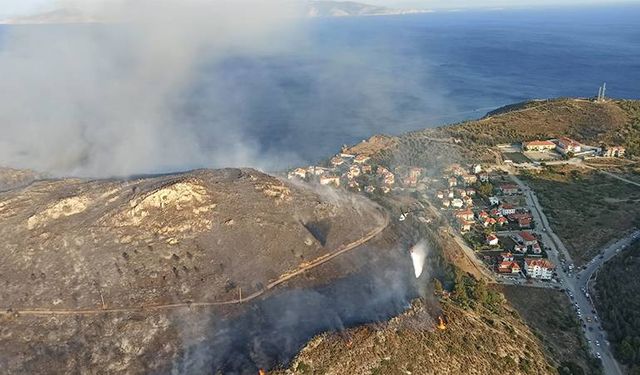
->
[0, 168, 386, 373]
[349, 98, 640, 169]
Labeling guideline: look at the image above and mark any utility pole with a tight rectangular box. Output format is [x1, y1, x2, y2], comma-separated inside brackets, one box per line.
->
[597, 86, 602, 101]
[602, 82, 606, 101]
[238, 286, 242, 301]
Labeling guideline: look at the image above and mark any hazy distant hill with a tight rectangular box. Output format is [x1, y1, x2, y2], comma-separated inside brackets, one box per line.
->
[306, 1, 430, 17]
[0, 9, 101, 25]
[0, 1, 430, 24]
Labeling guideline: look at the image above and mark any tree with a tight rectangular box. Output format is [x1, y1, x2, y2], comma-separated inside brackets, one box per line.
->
[472, 278, 489, 306]
[433, 278, 444, 295]
[478, 182, 494, 197]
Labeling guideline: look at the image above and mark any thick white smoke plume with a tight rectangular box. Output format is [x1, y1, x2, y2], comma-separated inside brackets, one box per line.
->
[409, 240, 427, 278]
[0, 0, 304, 177]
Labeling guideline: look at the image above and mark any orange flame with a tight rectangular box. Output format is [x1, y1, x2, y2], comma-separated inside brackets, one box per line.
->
[259, 369, 266, 375]
[437, 316, 446, 330]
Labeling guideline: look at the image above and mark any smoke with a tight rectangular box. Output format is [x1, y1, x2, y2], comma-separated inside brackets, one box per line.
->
[409, 240, 428, 278]
[172, 243, 422, 374]
[0, 0, 455, 178]
[0, 0, 305, 177]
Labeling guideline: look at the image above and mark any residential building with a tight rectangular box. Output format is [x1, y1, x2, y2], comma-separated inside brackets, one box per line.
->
[513, 244, 527, 254]
[515, 231, 537, 246]
[287, 168, 307, 180]
[556, 137, 582, 154]
[330, 156, 345, 167]
[462, 174, 478, 185]
[451, 198, 464, 208]
[603, 146, 626, 158]
[347, 180, 361, 191]
[486, 233, 499, 246]
[448, 177, 458, 187]
[489, 196, 500, 206]
[347, 165, 361, 179]
[483, 217, 497, 227]
[472, 164, 482, 174]
[498, 261, 521, 274]
[319, 175, 341, 187]
[478, 173, 489, 183]
[524, 258, 555, 280]
[517, 217, 532, 228]
[463, 196, 474, 207]
[531, 242, 542, 254]
[523, 140, 556, 151]
[455, 209, 474, 221]
[458, 218, 473, 232]
[308, 166, 330, 176]
[354, 154, 371, 164]
[500, 252, 514, 262]
[499, 204, 516, 216]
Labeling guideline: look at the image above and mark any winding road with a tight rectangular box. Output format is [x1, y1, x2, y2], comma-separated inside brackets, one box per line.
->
[510, 173, 634, 375]
[1, 210, 390, 317]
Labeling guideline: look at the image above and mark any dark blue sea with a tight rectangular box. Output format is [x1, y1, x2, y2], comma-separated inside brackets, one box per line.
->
[1, 4, 639, 170]
[195, 4, 640, 167]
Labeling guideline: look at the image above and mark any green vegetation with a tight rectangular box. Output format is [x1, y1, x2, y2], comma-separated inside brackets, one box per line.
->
[617, 100, 640, 157]
[520, 165, 640, 265]
[502, 286, 602, 375]
[594, 240, 640, 373]
[452, 269, 504, 312]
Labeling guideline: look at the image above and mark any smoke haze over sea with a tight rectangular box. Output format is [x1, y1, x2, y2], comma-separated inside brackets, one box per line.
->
[0, 3, 638, 176]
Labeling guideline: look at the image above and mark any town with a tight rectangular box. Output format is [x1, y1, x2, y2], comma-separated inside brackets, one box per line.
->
[288, 136, 626, 284]
[285, 129, 640, 371]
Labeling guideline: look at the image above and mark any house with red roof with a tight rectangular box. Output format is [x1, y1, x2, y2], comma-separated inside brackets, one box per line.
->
[524, 258, 555, 280]
[499, 204, 516, 216]
[498, 260, 521, 274]
[500, 252, 514, 262]
[556, 137, 582, 155]
[486, 233, 499, 246]
[455, 209, 474, 221]
[513, 244, 527, 254]
[483, 217, 497, 227]
[458, 218, 474, 232]
[515, 231, 537, 246]
[518, 217, 532, 228]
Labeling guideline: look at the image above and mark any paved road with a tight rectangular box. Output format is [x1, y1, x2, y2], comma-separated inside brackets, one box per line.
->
[512, 174, 632, 375]
[577, 230, 640, 372]
[2, 210, 390, 317]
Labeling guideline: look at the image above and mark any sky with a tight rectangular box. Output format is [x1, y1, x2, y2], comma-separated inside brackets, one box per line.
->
[2, 0, 639, 17]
